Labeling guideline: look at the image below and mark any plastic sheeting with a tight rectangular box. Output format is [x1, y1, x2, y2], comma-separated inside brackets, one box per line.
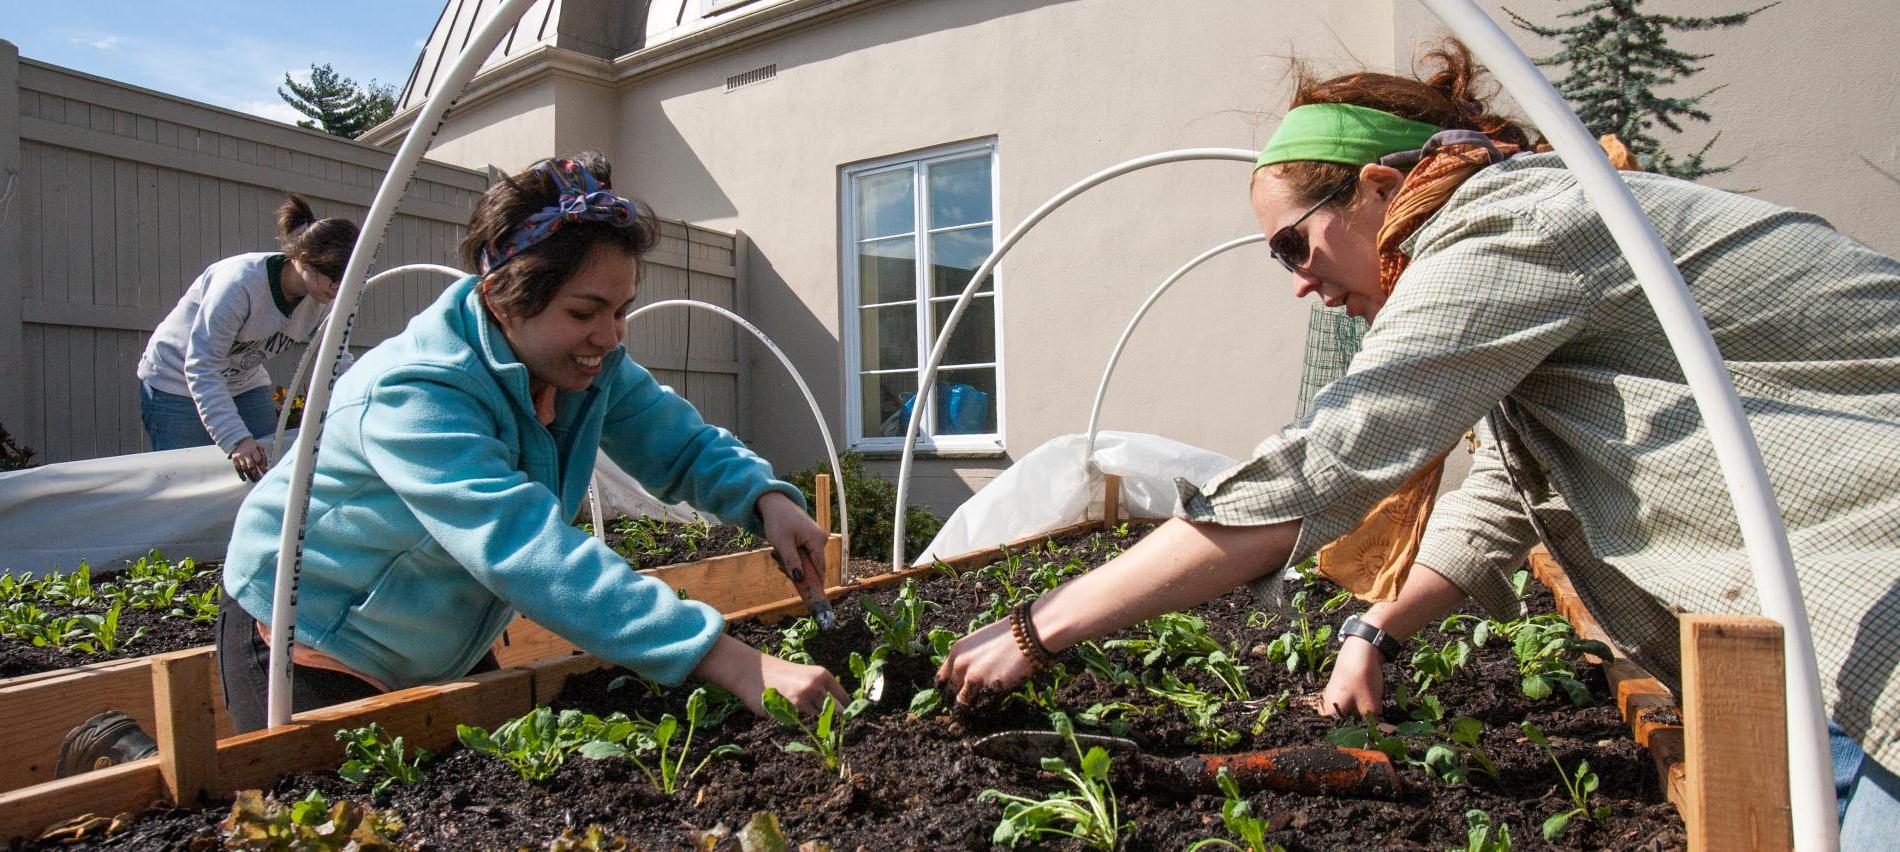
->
[0, 436, 697, 577]
[914, 431, 1237, 565]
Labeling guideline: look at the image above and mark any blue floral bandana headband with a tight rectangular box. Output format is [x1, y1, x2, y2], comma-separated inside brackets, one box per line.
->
[478, 159, 639, 274]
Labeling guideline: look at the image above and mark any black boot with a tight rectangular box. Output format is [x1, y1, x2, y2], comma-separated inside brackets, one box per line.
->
[55, 710, 158, 777]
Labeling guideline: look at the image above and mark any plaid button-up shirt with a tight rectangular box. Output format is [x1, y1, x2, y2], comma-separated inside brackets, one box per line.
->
[1180, 153, 1900, 767]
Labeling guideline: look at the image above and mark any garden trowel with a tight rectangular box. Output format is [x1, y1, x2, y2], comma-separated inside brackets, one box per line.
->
[972, 730, 1401, 799]
[770, 550, 838, 630]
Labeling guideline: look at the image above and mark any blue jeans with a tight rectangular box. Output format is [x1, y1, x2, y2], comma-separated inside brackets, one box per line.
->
[139, 382, 278, 451]
[1833, 722, 1900, 850]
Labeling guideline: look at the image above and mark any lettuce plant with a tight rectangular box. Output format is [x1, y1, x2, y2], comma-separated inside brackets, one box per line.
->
[980, 712, 1121, 850]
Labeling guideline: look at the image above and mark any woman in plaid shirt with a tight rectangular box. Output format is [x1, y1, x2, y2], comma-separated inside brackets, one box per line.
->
[937, 41, 1898, 842]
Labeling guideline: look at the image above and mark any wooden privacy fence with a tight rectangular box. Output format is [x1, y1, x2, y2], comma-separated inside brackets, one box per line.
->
[0, 41, 745, 465]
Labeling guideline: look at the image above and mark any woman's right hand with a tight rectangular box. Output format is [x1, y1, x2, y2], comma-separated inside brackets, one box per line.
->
[1320, 639, 1386, 720]
[693, 634, 849, 719]
[230, 437, 270, 482]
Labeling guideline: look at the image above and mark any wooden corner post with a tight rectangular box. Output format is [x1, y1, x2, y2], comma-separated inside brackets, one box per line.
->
[1680, 614, 1792, 852]
[1103, 474, 1122, 527]
[814, 473, 832, 534]
[151, 649, 218, 806]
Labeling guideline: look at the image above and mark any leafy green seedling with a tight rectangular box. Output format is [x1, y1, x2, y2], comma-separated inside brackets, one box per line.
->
[1410, 638, 1473, 695]
[1452, 808, 1513, 852]
[456, 707, 598, 782]
[335, 723, 430, 797]
[1263, 612, 1335, 677]
[762, 688, 867, 777]
[1421, 716, 1500, 784]
[219, 789, 405, 851]
[980, 712, 1121, 850]
[862, 580, 940, 657]
[579, 688, 739, 794]
[1520, 722, 1610, 840]
[1186, 767, 1285, 852]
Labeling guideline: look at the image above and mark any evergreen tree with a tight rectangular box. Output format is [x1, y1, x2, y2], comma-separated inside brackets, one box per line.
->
[277, 64, 399, 139]
[1507, 0, 1773, 180]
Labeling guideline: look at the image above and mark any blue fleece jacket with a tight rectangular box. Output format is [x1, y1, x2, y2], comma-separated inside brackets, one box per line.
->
[224, 276, 802, 690]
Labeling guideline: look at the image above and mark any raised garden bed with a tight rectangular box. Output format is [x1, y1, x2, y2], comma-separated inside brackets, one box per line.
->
[12, 518, 1693, 850]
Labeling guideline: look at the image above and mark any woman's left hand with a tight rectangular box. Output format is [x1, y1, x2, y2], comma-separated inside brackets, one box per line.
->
[756, 491, 828, 593]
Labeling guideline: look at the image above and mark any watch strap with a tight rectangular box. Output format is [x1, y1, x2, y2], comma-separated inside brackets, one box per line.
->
[1339, 613, 1404, 660]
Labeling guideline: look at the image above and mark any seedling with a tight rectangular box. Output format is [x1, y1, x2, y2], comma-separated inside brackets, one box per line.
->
[63, 600, 147, 654]
[1106, 612, 1251, 699]
[1453, 809, 1514, 852]
[545, 825, 633, 851]
[579, 688, 740, 794]
[1186, 767, 1285, 852]
[335, 723, 430, 798]
[456, 707, 600, 782]
[1520, 722, 1610, 840]
[1249, 690, 1292, 736]
[1507, 615, 1610, 706]
[219, 789, 405, 851]
[1421, 716, 1500, 784]
[762, 688, 868, 777]
[1075, 701, 1144, 738]
[1263, 611, 1335, 677]
[1143, 671, 1240, 749]
[1409, 638, 1473, 695]
[862, 579, 939, 657]
[979, 712, 1122, 850]
[774, 616, 819, 664]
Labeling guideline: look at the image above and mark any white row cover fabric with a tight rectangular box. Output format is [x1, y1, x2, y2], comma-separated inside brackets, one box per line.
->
[0, 436, 694, 577]
[914, 431, 1237, 565]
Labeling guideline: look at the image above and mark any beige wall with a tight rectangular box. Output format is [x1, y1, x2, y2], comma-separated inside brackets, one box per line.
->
[427, 79, 561, 175]
[615, 0, 1375, 511]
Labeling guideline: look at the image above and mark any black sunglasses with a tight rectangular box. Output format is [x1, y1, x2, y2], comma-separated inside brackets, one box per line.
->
[1267, 175, 1358, 272]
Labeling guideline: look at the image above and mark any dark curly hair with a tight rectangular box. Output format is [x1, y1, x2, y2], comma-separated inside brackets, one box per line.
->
[460, 151, 660, 319]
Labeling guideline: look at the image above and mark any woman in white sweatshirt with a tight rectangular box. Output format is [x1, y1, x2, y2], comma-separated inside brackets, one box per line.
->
[137, 196, 359, 480]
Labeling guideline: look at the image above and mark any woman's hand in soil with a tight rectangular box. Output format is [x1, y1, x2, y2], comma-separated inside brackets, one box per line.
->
[757, 491, 828, 594]
[935, 614, 1035, 706]
[695, 634, 849, 718]
[229, 437, 270, 482]
[1321, 639, 1385, 719]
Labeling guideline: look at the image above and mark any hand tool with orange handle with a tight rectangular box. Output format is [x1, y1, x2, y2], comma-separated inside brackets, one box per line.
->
[972, 729, 1400, 798]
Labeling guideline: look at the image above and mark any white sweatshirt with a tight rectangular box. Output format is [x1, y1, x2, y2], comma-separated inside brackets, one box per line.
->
[137, 252, 350, 451]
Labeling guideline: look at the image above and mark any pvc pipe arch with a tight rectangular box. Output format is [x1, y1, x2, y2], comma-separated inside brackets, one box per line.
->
[1423, 1, 1832, 845]
[1082, 233, 1265, 459]
[891, 148, 1259, 567]
[268, 0, 542, 729]
[611, 299, 850, 557]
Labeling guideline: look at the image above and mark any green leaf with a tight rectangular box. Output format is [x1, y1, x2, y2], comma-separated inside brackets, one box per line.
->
[784, 742, 818, 755]
[1522, 675, 1553, 700]
[761, 688, 801, 727]
[1079, 746, 1111, 781]
[1541, 809, 1575, 841]
[578, 741, 628, 759]
[337, 761, 369, 783]
[908, 687, 942, 716]
[457, 724, 500, 755]
[1519, 721, 1549, 748]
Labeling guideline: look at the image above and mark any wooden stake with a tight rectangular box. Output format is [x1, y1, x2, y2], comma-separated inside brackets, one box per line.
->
[1103, 474, 1122, 526]
[150, 649, 217, 807]
[815, 473, 832, 534]
[1681, 614, 1791, 851]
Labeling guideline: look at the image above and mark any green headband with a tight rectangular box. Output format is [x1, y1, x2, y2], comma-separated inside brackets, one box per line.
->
[1256, 103, 1440, 170]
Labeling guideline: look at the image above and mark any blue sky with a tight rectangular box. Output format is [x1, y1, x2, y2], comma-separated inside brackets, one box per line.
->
[4, 1, 447, 124]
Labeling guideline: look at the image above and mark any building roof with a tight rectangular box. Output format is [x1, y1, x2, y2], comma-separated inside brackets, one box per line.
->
[397, 0, 650, 112]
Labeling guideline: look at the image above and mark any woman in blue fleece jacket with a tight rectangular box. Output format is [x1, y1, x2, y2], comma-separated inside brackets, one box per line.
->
[218, 154, 846, 732]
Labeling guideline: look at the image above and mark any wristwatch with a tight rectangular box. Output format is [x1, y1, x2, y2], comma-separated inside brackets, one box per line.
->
[1338, 614, 1404, 660]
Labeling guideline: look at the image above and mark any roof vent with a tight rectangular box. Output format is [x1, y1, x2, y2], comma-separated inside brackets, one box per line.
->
[725, 64, 777, 92]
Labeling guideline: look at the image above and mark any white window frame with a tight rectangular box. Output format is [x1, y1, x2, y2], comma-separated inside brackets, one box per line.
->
[840, 138, 1005, 454]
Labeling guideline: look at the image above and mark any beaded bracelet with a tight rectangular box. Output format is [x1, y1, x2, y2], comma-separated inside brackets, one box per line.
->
[1009, 601, 1057, 672]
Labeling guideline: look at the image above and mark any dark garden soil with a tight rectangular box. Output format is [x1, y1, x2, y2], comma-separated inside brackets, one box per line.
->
[0, 567, 223, 679]
[0, 522, 768, 681]
[23, 523, 1686, 850]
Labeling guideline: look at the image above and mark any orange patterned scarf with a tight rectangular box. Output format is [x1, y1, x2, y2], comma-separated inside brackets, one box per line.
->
[1312, 134, 1638, 602]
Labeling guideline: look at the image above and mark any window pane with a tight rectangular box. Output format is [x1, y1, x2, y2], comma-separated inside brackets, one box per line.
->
[862, 372, 918, 438]
[930, 227, 993, 299]
[858, 236, 916, 305]
[855, 170, 914, 239]
[859, 304, 917, 371]
[928, 156, 991, 228]
[929, 294, 994, 366]
[932, 367, 998, 435]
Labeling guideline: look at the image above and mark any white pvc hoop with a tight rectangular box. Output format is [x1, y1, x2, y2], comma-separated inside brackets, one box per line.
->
[267, 0, 541, 729]
[1422, 1, 1833, 844]
[1082, 233, 1265, 459]
[271, 264, 468, 460]
[892, 148, 1258, 566]
[614, 300, 849, 555]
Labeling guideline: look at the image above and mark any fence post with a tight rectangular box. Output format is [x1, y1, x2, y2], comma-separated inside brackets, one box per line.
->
[151, 649, 218, 806]
[0, 41, 26, 434]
